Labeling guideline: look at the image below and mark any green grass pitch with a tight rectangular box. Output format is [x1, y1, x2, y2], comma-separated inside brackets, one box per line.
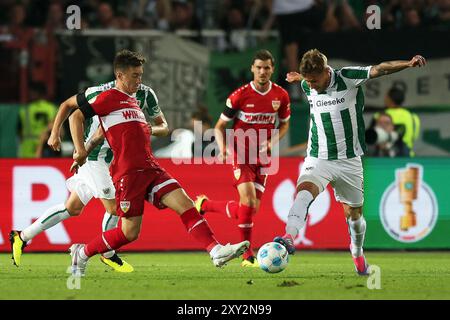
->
[1, 251, 449, 300]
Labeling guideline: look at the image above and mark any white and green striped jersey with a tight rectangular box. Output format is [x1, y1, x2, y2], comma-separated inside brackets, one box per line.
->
[301, 66, 372, 160]
[83, 81, 162, 165]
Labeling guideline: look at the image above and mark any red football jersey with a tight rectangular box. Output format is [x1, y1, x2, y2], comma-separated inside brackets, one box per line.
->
[83, 88, 159, 182]
[221, 81, 291, 163]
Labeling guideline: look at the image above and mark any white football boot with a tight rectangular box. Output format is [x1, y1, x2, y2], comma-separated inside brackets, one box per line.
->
[69, 244, 89, 277]
[211, 241, 250, 267]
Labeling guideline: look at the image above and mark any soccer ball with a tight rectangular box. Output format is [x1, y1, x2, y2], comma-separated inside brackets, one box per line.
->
[257, 242, 289, 273]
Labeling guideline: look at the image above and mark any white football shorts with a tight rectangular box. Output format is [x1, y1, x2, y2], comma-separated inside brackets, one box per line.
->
[66, 160, 115, 205]
[297, 156, 364, 207]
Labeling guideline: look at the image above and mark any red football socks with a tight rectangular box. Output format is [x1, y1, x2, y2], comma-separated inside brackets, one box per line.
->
[237, 204, 255, 259]
[180, 207, 218, 252]
[84, 227, 130, 257]
[202, 200, 239, 219]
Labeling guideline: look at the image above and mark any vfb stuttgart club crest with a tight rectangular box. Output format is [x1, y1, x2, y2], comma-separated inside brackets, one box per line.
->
[380, 164, 438, 243]
[233, 168, 241, 180]
[120, 201, 131, 213]
[272, 100, 281, 111]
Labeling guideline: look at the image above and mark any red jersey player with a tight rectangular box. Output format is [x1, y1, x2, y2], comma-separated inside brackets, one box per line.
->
[195, 50, 291, 267]
[68, 50, 249, 276]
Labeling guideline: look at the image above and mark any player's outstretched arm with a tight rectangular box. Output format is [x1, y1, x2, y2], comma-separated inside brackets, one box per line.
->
[369, 55, 426, 79]
[214, 118, 228, 162]
[69, 109, 88, 167]
[149, 113, 169, 137]
[70, 125, 104, 173]
[48, 94, 78, 151]
[286, 72, 302, 83]
[261, 120, 290, 153]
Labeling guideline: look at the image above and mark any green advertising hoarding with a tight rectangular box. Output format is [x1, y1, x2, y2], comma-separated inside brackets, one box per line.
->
[364, 158, 450, 249]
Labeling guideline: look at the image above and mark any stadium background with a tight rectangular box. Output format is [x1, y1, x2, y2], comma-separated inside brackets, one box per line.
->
[1, 0, 450, 253]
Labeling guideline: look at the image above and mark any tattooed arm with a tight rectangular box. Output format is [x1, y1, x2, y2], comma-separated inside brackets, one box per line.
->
[369, 55, 426, 79]
[85, 125, 105, 155]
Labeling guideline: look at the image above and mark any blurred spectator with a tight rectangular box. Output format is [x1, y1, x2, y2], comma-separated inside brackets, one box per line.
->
[78, 0, 101, 26]
[45, 1, 65, 32]
[262, 0, 326, 100]
[17, 82, 57, 158]
[0, 2, 33, 102]
[356, 0, 450, 29]
[191, 106, 216, 157]
[383, 85, 421, 156]
[127, 0, 172, 30]
[322, 0, 361, 32]
[2, 0, 447, 32]
[382, 0, 423, 29]
[130, 17, 150, 29]
[0, 3, 34, 44]
[365, 112, 406, 157]
[224, 7, 246, 30]
[219, 0, 269, 31]
[170, 0, 200, 30]
[215, 0, 271, 50]
[437, 0, 450, 22]
[116, 15, 132, 29]
[95, 2, 120, 28]
[437, 0, 450, 25]
[0, 0, 16, 24]
[366, 86, 420, 157]
[36, 120, 62, 158]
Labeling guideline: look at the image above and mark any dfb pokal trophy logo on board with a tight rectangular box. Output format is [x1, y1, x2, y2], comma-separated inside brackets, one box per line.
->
[380, 164, 438, 243]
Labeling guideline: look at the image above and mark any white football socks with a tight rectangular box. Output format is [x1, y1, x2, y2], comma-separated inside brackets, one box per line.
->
[348, 216, 366, 257]
[21, 204, 71, 242]
[286, 190, 314, 238]
[78, 245, 88, 260]
[102, 212, 119, 258]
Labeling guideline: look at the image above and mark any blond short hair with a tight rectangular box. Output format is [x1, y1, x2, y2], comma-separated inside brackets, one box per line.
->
[299, 49, 328, 75]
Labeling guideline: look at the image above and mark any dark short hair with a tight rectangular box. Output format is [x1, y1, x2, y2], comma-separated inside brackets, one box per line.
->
[252, 49, 275, 66]
[299, 49, 327, 75]
[388, 86, 405, 106]
[114, 50, 146, 72]
[191, 106, 212, 127]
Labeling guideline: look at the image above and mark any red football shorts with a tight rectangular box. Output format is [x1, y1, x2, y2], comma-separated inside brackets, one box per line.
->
[114, 167, 181, 217]
[232, 163, 268, 200]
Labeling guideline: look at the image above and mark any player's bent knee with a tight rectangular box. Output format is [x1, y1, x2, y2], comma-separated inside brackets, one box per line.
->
[174, 195, 195, 214]
[123, 230, 139, 242]
[66, 207, 83, 216]
[101, 199, 117, 215]
[162, 188, 195, 215]
[65, 193, 86, 216]
[346, 207, 363, 220]
[65, 202, 84, 216]
[239, 195, 257, 208]
[297, 181, 320, 198]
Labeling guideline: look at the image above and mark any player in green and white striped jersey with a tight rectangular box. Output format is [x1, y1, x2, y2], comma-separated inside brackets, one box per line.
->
[10, 81, 169, 272]
[274, 49, 426, 275]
